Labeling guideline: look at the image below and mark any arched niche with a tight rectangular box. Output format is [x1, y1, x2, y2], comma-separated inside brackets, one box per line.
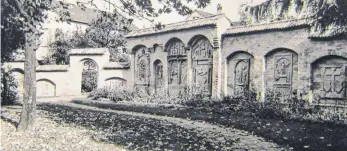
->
[226, 51, 253, 97]
[133, 45, 150, 96]
[37, 79, 56, 97]
[311, 55, 347, 105]
[104, 77, 127, 89]
[81, 59, 99, 93]
[189, 35, 213, 95]
[165, 38, 187, 96]
[153, 59, 164, 93]
[265, 48, 298, 101]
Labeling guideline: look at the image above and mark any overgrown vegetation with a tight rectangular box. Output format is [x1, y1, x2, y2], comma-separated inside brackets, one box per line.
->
[42, 12, 133, 65]
[1, 68, 19, 105]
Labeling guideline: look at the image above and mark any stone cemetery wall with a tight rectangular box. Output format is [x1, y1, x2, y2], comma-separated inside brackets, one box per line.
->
[5, 48, 131, 98]
[222, 23, 347, 105]
[127, 27, 225, 98]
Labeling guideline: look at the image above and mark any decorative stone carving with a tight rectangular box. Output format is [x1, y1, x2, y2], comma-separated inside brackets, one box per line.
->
[82, 60, 98, 93]
[321, 66, 346, 99]
[167, 39, 187, 96]
[192, 37, 213, 95]
[234, 59, 250, 96]
[312, 56, 347, 104]
[273, 53, 293, 99]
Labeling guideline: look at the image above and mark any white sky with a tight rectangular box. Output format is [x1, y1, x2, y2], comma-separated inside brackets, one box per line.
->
[63, 0, 267, 28]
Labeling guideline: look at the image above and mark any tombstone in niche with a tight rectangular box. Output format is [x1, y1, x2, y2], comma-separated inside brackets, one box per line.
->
[192, 37, 213, 95]
[135, 47, 150, 96]
[234, 59, 250, 96]
[167, 39, 187, 96]
[312, 56, 347, 104]
[227, 52, 252, 97]
[273, 53, 293, 99]
[154, 60, 164, 93]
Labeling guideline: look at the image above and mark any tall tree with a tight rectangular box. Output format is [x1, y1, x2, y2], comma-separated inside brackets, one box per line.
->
[2, 0, 211, 132]
[2, 0, 70, 131]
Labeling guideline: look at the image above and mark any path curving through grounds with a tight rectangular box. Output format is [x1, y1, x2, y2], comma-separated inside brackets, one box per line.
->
[37, 101, 287, 151]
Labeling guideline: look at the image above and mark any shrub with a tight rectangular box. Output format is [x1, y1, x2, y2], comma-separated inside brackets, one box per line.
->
[1, 69, 19, 105]
[88, 86, 134, 102]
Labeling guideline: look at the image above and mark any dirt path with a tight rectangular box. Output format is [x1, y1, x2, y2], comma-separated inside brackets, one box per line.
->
[39, 101, 287, 151]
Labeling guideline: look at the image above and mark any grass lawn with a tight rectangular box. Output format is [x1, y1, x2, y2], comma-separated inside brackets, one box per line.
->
[71, 99, 347, 151]
[1, 105, 126, 151]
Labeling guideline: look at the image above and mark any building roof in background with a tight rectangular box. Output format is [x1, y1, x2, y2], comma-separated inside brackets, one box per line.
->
[67, 4, 100, 24]
[223, 19, 311, 36]
[185, 10, 214, 20]
[36, 65, 69, 72]
[70, 48, 108, 55]
[126, 13, 230, 38]
[53, 1, 138, 30]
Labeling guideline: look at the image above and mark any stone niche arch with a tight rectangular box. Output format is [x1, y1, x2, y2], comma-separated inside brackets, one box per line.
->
[226, 51, 253, 97]
[133, 45, 151, 96]
[37, 79, 56, 97]
[104, 77, 127, 89]
[80, 59, 99, 93]
[188, 35, 213, 95]
[165, 37, 187, 96]
[265, 48, 298, 101]
[9, 68, 25, 99]
[311, 55, 347, 105]
[153, 59, 164, 93]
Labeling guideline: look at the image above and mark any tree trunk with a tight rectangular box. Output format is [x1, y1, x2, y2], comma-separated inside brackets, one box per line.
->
[17, 32, 37, 132]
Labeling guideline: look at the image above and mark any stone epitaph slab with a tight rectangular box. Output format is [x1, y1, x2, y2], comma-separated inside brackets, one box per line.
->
[192, 38, 213, 95]
[321, 65, 347, 99]
[167, 39, 187, 96]
[154, 60, 164, 93]
[233, 59, 250, 96]
[135, 48, 150, 96]
[273, 53, 293, 99]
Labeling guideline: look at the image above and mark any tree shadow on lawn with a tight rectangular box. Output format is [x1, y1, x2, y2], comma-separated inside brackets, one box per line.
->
[71, 100, 347, 151]
[38, 104, 237, 151]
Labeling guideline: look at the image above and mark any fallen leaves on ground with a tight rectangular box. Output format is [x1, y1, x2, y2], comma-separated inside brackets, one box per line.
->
[1, 106, 126, 151]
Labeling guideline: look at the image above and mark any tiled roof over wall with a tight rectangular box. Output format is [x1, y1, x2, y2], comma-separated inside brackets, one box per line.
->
[36, 65, 69, 72]
[223, 19, 311, 36]
[70, 48, 108, 55]
[126, 14, 227, 38]
[103, 62, 130, 69]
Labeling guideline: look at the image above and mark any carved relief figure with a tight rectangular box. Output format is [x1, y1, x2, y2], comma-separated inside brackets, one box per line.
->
[154, 60, 164, 92]
[275, 58, 291, 82]
[234, 59, 250, 96]
[135, 47, 150, 96]
[169, 61, 178, 84]
[137, 60, 146, 83]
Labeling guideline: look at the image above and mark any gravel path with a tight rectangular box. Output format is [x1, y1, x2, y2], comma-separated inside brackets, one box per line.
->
[40, 102, 287, 151]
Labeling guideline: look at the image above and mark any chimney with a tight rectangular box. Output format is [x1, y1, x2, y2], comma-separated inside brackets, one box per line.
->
[217, 3, 222, 14]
